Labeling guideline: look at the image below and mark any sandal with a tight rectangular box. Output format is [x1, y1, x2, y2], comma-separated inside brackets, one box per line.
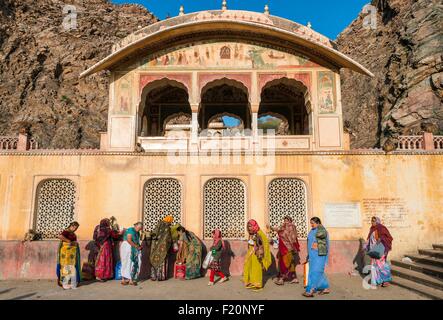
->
[318, 289, 330, 295]
[120, 281, 129, 286]
[274, 279, 284, 286]
[302, 292, 315, 298]
[381, 282, 390, 287]
[290, 279, 299, 284]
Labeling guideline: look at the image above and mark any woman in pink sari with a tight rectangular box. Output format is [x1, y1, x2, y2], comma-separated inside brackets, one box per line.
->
[268, 216, 301, 285]
[93, 218, 120, 281]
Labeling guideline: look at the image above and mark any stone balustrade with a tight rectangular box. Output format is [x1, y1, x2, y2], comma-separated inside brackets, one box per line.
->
[0, 134, 38, 151]
[397, 133, 442, 151]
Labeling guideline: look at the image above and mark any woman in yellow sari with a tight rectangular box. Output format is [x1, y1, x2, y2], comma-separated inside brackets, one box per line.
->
[57, 221, 81, 289]
[243, 219, 271, 291]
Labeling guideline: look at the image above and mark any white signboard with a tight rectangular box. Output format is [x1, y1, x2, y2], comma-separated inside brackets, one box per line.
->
[323, 203, 362, 228]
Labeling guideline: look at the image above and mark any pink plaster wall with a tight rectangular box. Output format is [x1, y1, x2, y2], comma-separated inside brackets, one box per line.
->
[0, 240, 359, 280]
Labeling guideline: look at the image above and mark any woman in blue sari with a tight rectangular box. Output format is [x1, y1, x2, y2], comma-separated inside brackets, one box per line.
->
[303, 217, 330, 297]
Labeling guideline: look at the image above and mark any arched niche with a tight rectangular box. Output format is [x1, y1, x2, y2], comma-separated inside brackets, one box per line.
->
[139, 78, 191, 137]
[259, 77, 311, 135]
[199, 78, 251, 133]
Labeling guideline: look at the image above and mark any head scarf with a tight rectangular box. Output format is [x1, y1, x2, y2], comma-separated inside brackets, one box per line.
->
[212, 229, 225, 249]
[93, 218, 111, 245]
[163, 215, 174, 224]
[278, 219, 300, 252]
[367, 216, 393, 253]
[247, 219, 260, 234]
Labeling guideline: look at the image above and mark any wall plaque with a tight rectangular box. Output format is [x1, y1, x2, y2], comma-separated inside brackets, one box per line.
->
[323, 202, 362, 228]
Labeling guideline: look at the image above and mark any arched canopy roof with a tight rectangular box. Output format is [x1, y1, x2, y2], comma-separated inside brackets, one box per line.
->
[80, 10, 373, 78]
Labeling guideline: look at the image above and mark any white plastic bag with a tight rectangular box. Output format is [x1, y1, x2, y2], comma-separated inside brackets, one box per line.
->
[202, 252, 214, 269]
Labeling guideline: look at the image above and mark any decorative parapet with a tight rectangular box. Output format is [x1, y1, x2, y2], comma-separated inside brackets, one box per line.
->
[397, 135, 424, 150]
[0, 136, 18, 150]
[0, 134, 38, 151]
[434, 135, 443, 150]
[112, 10, 335, 53]
[396, 133, 442, 151]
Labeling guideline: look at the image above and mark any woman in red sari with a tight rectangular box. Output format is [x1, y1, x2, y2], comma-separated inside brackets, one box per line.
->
[268, 216, 301, 285]
[93, 218, 120, 281]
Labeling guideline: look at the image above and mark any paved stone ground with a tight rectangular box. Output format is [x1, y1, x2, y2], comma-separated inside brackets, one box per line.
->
[0, 275, 428, 300]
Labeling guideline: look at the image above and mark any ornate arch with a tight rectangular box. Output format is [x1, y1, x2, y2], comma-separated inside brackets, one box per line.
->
[139, 78, 190, 114]
[199, 75, 251, 103]
[260, 77, 312, 112]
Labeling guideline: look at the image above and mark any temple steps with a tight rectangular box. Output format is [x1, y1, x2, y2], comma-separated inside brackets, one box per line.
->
[391, 244, 443, 300]
[404, 254, 443, 268]
[391, 260, 443, 279]
[391, 277, 443, 300]
[418, 249, 443, 259]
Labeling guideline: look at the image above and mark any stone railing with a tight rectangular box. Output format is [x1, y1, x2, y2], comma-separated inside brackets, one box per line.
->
[397, 135, 424, 150]
[0, 136, 18, 150]
[434, 135, 443, 150]
[0, 133, 38, 151]
[396, 133, 441, 151]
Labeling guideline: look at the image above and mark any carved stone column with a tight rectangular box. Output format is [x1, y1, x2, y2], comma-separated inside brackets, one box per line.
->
[190, 104, 199, 144]
[251, 103, 259, 143]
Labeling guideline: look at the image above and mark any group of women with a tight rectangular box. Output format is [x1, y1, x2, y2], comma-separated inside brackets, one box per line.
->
[117, 216, 210, 285]
[56, 214, 394, 297]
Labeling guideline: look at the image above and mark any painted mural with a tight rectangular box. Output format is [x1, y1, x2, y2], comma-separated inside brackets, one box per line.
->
[317, 71, 335, 113]
[135, 41, 319, 70]
[114, 73, 132, 115]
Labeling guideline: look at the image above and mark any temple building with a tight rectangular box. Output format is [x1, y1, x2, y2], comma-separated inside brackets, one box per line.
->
[0, 4, 442, 280]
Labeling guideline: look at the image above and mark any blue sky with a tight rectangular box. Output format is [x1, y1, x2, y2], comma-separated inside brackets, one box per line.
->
[111, 0, 370, 39]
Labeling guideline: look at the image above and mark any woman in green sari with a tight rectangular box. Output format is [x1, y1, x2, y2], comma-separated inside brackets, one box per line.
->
[176, 226, 203, 280]
[120, 222, 143, 285]
[150, 216, 173, 281]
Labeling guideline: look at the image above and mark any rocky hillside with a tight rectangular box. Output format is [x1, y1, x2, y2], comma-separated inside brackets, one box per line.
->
[1, 0, 441, 149]
[337, 0, 443, 148]
[0, 0, 157, 148]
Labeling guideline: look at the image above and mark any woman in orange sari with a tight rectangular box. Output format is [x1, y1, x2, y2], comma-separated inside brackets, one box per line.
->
[268, 216, 301, 285]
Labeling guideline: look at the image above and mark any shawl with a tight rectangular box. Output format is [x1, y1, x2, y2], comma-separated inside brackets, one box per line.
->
[367, 218, 393, 253]
[257, 229, 272, 271]
[212, 229, 225, 250]
[61, 229, 77, 242]
[150, 220, 172, 268]
[123, 227, 140, 245]
[93, 219, 111, 245]
[247, 219, 260, 234]
[277, 221, 300, 252]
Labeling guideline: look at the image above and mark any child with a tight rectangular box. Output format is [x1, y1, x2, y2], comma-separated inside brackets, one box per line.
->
[208, 229, 229, 286]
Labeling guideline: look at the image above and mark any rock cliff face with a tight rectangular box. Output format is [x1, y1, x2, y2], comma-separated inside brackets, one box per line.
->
[0, 0, 157, 148]
[337, 0, 443, 148]
[1, 0, 441, 149]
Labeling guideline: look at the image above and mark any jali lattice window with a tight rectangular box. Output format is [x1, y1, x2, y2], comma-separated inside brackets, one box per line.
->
[143, 178, 182, 231]
[203, 178, 246, 239]
[35, 179, 76, 239]
[268, 178, 308, 238]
